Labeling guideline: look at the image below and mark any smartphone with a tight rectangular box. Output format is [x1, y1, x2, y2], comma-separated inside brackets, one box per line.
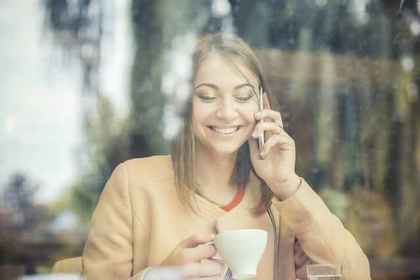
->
[258, 87, 265, 153]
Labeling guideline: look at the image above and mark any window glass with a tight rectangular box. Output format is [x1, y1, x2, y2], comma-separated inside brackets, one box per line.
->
[1, 0, 419, 278]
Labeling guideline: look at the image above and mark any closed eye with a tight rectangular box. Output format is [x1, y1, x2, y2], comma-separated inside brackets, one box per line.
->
[197, 94, 216, 102]
[234, 94, 253, 102]
[234, 87, 255, 102]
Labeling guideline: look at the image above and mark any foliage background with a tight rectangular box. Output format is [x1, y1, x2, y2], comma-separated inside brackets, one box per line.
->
[1, 0, 419, 279]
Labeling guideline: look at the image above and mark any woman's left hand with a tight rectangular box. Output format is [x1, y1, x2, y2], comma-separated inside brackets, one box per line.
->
[248, 94, 301, 200]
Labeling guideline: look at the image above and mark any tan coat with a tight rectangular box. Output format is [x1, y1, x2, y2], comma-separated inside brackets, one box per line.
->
[82, 155, 371, 280]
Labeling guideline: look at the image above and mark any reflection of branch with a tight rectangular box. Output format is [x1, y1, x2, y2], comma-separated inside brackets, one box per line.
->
[41, 0, 105, 96]
[399, 0, 420, 16]
[400, 0, 406, 13]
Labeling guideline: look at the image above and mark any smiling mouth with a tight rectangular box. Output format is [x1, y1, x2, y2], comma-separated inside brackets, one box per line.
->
[208, 126, 241, 135]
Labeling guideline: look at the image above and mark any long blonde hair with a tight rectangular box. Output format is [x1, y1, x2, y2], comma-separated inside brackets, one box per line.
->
[171, 33, 274, 214]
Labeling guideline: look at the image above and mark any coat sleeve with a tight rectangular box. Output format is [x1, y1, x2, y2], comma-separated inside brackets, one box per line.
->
[82, 162, 151, 280]
[271, 178, 371, 280]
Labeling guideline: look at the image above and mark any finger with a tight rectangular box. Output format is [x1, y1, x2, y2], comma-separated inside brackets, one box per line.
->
[252, 121, 282, 138]
[254, 110, 283, 128]
[262, 93, 285, 129]
[209, 252, 223, 261]
[181, 233, 215, 249]
[188, 277, 221, 280]
[260, 134, 294, 157]
[201, 258, 225, 267]
[184, 244, 217, 262]
[145, 267, 184, 280]
[182, 261, 223, 278]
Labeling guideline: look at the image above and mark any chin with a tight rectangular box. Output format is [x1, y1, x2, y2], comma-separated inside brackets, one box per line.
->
[207, 142, 247, 156]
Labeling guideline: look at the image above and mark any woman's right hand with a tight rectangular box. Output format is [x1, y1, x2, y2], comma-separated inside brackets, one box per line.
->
[149, 233, 223, 279]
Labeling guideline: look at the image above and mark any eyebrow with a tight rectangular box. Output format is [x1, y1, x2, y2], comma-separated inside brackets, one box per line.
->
[194, 82, 256, 91]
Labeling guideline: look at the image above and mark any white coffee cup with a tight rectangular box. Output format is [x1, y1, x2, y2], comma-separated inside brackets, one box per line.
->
[214, 229, 267, 279]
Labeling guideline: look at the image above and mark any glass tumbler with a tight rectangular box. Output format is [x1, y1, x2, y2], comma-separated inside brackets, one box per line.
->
[306, 263, 343, 280]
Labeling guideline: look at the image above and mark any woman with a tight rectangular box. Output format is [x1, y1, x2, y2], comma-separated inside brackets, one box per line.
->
[82, 33, 371, 280]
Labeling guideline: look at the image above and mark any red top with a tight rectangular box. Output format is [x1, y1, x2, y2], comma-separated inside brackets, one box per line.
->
[222, 184, 245, 211]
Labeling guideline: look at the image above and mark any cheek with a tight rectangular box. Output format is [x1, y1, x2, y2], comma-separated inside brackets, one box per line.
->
[191, 102, 214, 135]
[192, 99, 205, 121]
[238, 103, 259, 123]
[192, 104, 212, 123]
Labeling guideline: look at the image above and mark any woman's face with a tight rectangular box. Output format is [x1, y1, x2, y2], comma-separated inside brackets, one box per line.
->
[192, 53, 259, 157]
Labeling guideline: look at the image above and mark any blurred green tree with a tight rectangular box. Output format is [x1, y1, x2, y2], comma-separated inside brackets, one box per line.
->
[41, 1, 420, 276]
[0, 173, 54, 273]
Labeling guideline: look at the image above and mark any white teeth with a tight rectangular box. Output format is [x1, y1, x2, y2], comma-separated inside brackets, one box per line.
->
[211, 126, 239, 134]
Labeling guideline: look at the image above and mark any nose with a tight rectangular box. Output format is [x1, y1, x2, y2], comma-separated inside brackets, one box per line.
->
[215, 98, 238, 121]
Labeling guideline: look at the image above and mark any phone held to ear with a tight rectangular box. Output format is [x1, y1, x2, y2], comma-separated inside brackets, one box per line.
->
[258, 87, 265, 154]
